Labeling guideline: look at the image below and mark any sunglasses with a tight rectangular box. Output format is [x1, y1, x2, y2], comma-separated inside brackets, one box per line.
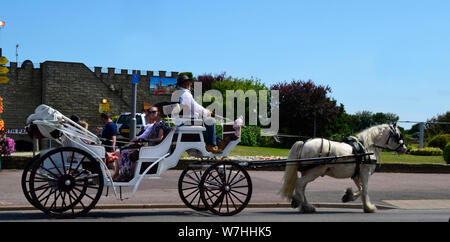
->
[147, 110, 158, 114]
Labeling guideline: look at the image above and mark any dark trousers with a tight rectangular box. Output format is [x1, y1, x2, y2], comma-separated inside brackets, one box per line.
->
[205, 123, 218, 146]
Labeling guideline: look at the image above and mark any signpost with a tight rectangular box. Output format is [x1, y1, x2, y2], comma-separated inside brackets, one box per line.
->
[130, 71, 139, 140]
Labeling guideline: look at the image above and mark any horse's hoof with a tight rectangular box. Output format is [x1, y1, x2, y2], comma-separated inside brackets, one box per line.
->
[300, 205, 316, 213]
[363, 205, 377, 213]
[341, 187, 353, 203]
[291, 200, 299, 208]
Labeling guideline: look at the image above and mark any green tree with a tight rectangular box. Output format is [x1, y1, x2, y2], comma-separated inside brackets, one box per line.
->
[426, 111, 450, 137]
[271, 80, 339, 139]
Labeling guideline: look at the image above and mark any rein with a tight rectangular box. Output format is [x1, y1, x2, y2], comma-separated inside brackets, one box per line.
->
[372, 125, 405, 152]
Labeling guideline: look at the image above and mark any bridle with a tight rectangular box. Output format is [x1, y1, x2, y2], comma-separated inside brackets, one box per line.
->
[374, 125, 405, 152]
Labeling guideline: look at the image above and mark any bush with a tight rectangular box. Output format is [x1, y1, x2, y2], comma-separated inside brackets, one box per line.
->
[240, 126, 258, 147]
[0, 133, 16, 156]
[111, 115, 119, 123]
[427, 134, 450, 151]
[409, 147, 443, 156]
[443, 143, 450, 164]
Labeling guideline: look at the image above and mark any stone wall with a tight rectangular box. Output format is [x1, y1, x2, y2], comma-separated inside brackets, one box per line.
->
[0, 60, 178, 149]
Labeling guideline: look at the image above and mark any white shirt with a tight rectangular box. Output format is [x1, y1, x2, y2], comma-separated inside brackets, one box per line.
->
[136, 123, 154, 140]
[178, 87, 208, 119]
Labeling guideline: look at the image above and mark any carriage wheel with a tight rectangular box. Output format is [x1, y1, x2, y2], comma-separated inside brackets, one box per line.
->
[199, 161, 252, 216]
[21, 154, 41, 208]
[178, 165, 207, 211]
[28, 147, 104, 218]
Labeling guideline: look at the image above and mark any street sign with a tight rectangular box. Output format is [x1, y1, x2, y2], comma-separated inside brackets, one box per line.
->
[0, 66, 9, 74]
[0, 56, 8, 65]
[0, 76, 9, 83]
[132, 73, 139, 84]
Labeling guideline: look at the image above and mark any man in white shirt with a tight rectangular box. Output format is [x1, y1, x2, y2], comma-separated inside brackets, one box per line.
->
[177, 75, 222, 154]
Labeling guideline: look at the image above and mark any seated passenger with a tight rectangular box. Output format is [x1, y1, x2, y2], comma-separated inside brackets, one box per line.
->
[112, 106, 170, 181]
[131, 106, 170, 145]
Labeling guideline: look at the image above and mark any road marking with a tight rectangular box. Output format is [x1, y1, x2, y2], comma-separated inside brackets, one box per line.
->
[383, 200, 450, 209]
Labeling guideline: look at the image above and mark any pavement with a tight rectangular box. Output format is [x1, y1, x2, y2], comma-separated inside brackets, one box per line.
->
[1, 168, 449, 212]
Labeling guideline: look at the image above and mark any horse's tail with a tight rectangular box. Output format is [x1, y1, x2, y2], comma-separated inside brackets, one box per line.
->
[280, 141, 304, 200]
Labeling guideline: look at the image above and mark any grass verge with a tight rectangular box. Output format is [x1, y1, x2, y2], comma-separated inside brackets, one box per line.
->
[229, 146, 447, 165]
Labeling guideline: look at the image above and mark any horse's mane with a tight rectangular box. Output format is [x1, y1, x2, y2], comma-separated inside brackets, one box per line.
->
[356, 124, 390, 150]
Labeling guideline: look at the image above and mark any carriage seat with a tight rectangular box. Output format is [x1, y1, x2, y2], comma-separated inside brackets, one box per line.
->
[139, 128, 176, 160]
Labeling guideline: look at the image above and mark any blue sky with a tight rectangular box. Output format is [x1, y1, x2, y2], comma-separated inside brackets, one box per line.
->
[1, 0, 449, 128]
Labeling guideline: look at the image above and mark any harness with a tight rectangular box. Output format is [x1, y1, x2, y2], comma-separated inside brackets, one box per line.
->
[343, 136, 370, 178]
[373, 125, 405, 152]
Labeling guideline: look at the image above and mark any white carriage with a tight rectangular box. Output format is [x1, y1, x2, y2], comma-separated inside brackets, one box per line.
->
[21, 104, 251, 218]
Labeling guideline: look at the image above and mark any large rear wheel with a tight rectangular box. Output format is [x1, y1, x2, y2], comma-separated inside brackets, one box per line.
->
[28, 147, 104, 218]
[21, 154, 41, 208]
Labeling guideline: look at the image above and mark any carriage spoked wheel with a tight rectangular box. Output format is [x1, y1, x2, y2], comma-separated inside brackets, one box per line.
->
[21, 154, 41, 208]
[178, 164, 208, 211]
[27, 147, 104, 218]
[199, 161, 252, 216]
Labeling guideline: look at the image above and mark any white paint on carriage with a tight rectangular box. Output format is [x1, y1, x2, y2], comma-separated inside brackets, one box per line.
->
[26, 104, 242, 201]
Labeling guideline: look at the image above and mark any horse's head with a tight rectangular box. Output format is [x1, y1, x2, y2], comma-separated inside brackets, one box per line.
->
[381, 123, 407, 155]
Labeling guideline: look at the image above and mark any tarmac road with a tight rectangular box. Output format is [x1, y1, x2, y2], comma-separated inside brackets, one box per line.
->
[1, 207, 449, 222]
[1, 169, 449, 213]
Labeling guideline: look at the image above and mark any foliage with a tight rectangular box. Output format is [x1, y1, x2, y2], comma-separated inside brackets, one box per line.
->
[111, 115, 119, 123]
[443, 143, 450, 164]
[0, 96, 14, 156]
[0, 131, 15, 156]
[427, 134, 450, 151]
[352, 111, 399, 132]
[425, 111, 450, 137]
[178, 72, 194, 80]
[271, 80, 339, 139]
[407, 122, 421, 135]
[408, 147, 443, 156]
[324, 104, 353, 140]
[209, 74, 268, 125]
[240, 126, 258, 147]
[197, 72, 226, 93]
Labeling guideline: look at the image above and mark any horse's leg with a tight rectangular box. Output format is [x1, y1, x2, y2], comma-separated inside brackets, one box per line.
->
[342, 176, 362, 203]
[360, 165, 377, 213]
[294, 166, 325, 213]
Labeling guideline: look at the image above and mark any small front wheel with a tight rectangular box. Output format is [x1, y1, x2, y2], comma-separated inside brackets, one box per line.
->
[199, 161, 252, 216]
[178, 165, 207, 211]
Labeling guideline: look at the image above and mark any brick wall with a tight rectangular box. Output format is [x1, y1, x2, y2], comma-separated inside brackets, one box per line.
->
[0, 60, 178, 148]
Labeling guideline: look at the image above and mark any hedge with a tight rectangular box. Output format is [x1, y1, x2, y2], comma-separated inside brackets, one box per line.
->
[427, 134, 450, 151]
[443, 143, 450, 164]
[409, 147, 443, 156]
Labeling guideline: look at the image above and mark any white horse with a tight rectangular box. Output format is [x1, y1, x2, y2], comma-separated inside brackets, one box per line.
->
[280, 124, 407, 213]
